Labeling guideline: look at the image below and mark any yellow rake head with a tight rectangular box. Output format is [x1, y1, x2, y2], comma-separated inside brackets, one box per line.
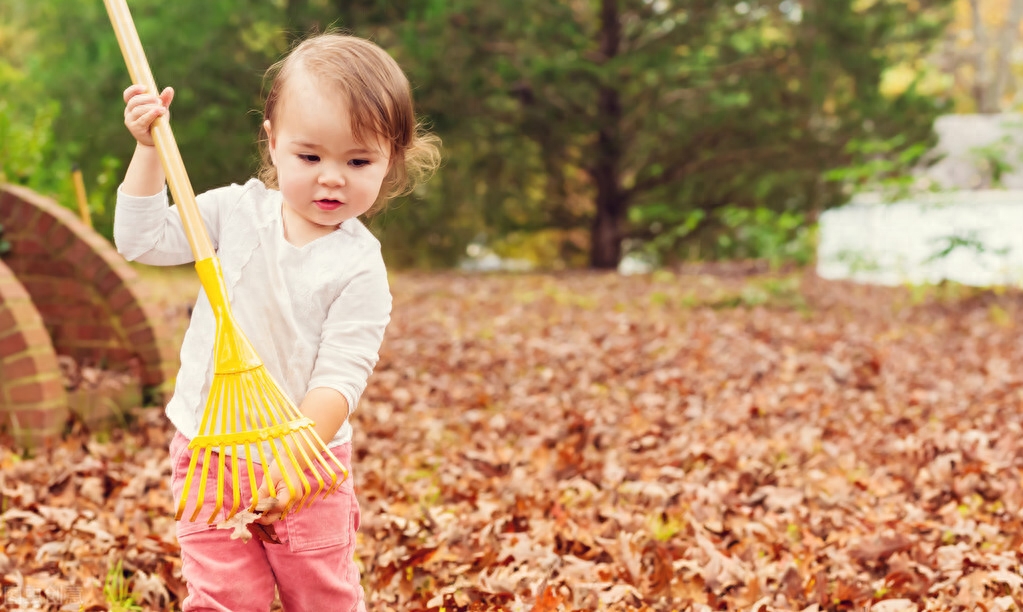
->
[174, 258, 348, 524]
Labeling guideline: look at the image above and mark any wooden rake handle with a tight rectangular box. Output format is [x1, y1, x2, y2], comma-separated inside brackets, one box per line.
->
[103, 0, 216, 261]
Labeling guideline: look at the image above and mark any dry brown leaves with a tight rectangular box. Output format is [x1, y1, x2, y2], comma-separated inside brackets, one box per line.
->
[4, 268, 1023, 611]
[56, 357, 137, 395]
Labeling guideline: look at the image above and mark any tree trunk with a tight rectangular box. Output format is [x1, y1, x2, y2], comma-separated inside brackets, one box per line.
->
[589, 0, 625, 269]
[972, 0, 1023, 113]
[990, 0, 1023, 111]
[970, 0, 993, 110]
[590, 171, 627, 268]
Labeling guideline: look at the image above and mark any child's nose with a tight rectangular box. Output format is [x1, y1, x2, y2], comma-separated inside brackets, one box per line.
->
[319, 164, 346, 187]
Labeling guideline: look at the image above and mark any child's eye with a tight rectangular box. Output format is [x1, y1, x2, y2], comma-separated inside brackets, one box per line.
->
[298, 154, 320, 163]
[350, 159, 370, 168]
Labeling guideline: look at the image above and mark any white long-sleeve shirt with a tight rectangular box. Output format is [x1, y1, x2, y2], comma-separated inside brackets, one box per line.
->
[114, 178, 391, 447]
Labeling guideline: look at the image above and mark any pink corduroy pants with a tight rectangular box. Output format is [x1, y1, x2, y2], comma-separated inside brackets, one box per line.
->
[169, 431, 366, 612]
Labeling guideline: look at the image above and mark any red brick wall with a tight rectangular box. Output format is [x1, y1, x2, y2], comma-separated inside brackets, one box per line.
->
[0, 260, 67, 446]
[0, 184, 179, 445]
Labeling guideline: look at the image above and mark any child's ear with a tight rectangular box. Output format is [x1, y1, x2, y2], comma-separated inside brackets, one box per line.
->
[263, 120, 276, 165]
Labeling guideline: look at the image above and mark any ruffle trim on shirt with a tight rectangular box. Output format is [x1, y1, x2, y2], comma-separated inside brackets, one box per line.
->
[217, 179, 281, 298]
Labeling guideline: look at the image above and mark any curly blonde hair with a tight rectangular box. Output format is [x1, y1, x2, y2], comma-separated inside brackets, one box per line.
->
[257, 32, 440, 214]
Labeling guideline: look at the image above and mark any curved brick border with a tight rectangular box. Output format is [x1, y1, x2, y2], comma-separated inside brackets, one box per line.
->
[0, 259, 68, 447]
[0, 184, 179, 443]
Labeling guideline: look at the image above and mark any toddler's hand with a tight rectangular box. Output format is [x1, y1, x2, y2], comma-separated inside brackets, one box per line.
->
[255, 458, 306, 525]
[123, 84, 174, 147]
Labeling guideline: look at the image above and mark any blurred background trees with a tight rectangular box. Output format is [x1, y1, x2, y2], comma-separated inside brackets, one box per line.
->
[934, 0, 1023, 113]
[0, 0, 999, 270]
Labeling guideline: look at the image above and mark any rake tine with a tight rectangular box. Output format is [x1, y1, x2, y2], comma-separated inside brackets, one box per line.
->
[227, 381, 243, 519]
[277, 441, 312, 518]
[177, 374, 221, 521]
[209, 441, 227, 524]
[224, 380, 245, 519]
[262, 383, 322, 514]
[300, 429, 334, 496]
[255, 439, 275, 504]
[289, 441, 323, 515]
[239, 386, 260, 515]
[287, 380, 348, 498]
[175, 450, 201, 521]
[244, 449, 259, 513]
[190, 447, 214, 522]
[303, 418, 348, 495]
[317, 434, 348, 496]
[264, 431, 299, 514]
[252, 380, 312, 517]
[296, 427, 344, 499]
[248, 377, 284, 508]
[228, 447, 242, 519]
[208, 384, 233, 523]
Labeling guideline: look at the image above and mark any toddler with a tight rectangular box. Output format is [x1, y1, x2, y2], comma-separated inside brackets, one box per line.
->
[114, 32, 439, 611]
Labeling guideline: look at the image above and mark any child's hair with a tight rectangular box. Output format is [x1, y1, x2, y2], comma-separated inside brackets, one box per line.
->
[257, 32, 440, 214]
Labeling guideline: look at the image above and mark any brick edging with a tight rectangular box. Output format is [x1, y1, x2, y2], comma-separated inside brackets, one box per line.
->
[0, 184, 180, 445]
[0, 259, 68, 447]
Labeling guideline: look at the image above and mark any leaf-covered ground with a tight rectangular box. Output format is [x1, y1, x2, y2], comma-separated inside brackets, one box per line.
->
[4, 267, 1023, 611]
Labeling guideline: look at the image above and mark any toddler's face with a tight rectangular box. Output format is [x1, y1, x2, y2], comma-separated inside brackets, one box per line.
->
[265, 73, 390, 242]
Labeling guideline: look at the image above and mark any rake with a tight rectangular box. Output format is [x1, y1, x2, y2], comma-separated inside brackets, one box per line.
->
[103, 0, 347, 524]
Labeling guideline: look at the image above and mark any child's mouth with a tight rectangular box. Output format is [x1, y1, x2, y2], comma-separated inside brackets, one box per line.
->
[315, 199, 343, 211]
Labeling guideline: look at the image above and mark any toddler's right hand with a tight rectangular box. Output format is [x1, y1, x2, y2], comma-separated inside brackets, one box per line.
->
[123, 84, 174, 147]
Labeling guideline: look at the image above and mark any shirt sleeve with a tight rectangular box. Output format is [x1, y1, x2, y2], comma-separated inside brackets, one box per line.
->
[307, 247, 392, 414]
[113, 183, 239, 265]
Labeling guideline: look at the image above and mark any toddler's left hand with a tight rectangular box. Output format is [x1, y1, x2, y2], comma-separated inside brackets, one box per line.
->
[255, 458, 306, 525]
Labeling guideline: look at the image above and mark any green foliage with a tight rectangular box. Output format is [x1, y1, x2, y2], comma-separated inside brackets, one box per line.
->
[825, 135, 936, 202]
[411, 0, 953, 267]
[0, 4, 61, 193]
[968, 132, 1023, 189]
[715, 206, 816, 268]
[628, 202, 814, 268]
[629, 204, 706, 262]
[0, 1, 123, 233]
[0, 94, 123, 236]
[21, 0, 282, 192]
[0, 99, 58, 186]
[1, 0, 955, 269]
[103, 560, 143, 612]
